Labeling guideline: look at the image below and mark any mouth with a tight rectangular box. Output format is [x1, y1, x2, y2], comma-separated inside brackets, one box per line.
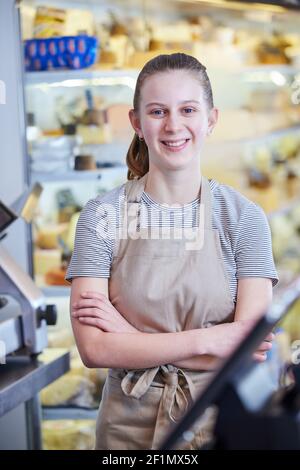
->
[160, 139, 190, 151]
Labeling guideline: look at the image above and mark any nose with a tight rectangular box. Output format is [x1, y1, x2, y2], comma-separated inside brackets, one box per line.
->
[164, 111, 182, 133]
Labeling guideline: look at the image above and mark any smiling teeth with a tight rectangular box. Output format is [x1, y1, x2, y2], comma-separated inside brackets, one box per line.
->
[163, 140, 187, 147]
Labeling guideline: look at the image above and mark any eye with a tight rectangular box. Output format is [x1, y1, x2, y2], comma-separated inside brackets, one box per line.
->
[150, 109, 165, 116]
[183, 107, 195, 114]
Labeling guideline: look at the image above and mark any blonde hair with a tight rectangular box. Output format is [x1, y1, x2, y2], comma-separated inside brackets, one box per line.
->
[126, 52, 214, 180]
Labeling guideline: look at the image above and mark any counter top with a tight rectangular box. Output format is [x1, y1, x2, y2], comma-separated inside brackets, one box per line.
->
[0, 348, 70, 417]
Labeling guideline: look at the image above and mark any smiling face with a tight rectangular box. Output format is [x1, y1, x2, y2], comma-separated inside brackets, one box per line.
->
[129, 70, 218, 173]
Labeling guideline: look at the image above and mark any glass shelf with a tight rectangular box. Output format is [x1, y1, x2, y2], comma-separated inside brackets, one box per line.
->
[42, 406, 98, 420]
[42, 286, 71, 297]
[206, 124, 300, 147]
[25, 64, 300, 88]
[25, 68, 138, 88]
[31, 165, 127, 183]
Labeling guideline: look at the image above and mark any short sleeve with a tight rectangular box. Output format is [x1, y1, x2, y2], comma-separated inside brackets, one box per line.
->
[65, 198, 114, 282]
[235, 202, 278, 287]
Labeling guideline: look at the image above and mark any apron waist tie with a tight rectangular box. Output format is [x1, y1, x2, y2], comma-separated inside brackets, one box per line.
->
[119, 365, 197, 449]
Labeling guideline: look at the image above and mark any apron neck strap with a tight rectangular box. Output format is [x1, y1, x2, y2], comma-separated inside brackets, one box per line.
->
[124, 173, 148, 203]
[199, 176, 213, 231]
[124, 173, 213, 230]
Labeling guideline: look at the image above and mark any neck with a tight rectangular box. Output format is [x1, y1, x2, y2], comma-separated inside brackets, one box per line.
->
[144, 165, 202, 206]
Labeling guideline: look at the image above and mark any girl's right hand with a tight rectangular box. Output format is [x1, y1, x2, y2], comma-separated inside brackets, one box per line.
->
[203, 320, 273, 362]
[253, 331, 274, 362]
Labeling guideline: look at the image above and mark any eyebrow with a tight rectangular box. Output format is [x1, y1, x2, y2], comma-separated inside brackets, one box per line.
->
[145, 100, 201, 108]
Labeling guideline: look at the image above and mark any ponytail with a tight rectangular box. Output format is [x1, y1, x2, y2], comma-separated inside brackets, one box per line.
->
[126, 133, 149, 180]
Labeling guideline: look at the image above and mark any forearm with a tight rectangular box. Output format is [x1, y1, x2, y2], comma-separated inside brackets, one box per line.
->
[85, 329, 203, 369]
[172, 354, 221, 371]
[81, 319, 254, 369]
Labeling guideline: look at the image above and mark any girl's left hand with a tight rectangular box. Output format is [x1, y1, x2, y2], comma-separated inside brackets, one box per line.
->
[72, 291, 138, 333]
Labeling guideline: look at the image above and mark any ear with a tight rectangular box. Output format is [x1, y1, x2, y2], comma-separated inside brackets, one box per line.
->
[129, 109, 143, 139]
[207, 107, 218, 136]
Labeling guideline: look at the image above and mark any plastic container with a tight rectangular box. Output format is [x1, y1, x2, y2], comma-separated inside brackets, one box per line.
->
[24, 35, 98, 71]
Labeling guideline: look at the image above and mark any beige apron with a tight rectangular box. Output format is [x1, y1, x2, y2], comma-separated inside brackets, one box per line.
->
[95, 173, 235, 450]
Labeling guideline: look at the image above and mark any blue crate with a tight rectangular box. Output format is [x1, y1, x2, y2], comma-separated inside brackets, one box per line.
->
[24, 35, 99, 71]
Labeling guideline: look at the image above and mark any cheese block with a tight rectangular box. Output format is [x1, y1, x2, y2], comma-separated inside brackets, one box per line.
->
[45, 266, 68, 286]
[70, 356, 108, 389]
[33, 248, 61, 275]
[77, 124, 111, 145]
[65, 212, 80, 252]
[47, 328, 75, 349]
[65, 9, 94, 36]
[40, 373, 96, 407]
[127, 49, 183, 69]
[35, 224, 68, 249]
[42, 420, 95, 450]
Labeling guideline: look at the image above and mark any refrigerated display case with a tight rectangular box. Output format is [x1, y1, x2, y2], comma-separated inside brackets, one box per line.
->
[19, 0, 300, 449]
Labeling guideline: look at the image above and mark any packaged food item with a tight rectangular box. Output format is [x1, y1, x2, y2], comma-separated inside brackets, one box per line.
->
[35, 224, 68, 250]
[30, 136, 77, 173]
[41, 373, 96, 408]
[127, 17, 150, 52]
[26, 113, 41, 145]
[270, 214, 296, 260]
[128, 49, 180, 69]
[255, 33, 292, 65]
[45, 266, 69, 286]
[42, 420, 95, 450]
[69, 354, 108, 392]
[41, 342, 107, 406]
[65, 9, 94, 37]
[76, 124, 110, 145]
[24, 35, 98, 71]
[65, 212, 80, 252]
[74, 155, 96, 171]
[33, 248, 61, 276]
[74, 90, 112, 144]
[33, 6, 67, 38]
[56, 188, 81, 224]
[47, 328, 75, 349]
[20, 4, 36, 40]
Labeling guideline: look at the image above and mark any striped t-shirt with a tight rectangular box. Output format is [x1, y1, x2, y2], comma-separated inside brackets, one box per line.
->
[66, 179, 278, 302]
